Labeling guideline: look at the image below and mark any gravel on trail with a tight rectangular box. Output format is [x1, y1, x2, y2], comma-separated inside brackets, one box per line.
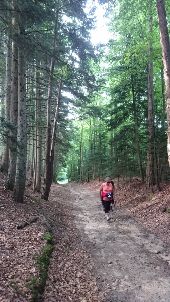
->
[66, 182, 170, 302]
[43, 185, 103, 302]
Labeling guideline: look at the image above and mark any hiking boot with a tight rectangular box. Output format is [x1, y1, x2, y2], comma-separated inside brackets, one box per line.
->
[106, 214, 110, 221]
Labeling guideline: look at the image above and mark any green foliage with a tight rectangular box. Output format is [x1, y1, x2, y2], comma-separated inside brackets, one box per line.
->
[66, 0, 169, 183]
[1, 0, 170, 186]
[43, 232, 53, 244]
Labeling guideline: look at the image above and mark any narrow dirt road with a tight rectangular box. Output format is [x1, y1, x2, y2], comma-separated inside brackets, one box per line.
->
[2, 179, 170, 301]
[67, 183, 170, 302]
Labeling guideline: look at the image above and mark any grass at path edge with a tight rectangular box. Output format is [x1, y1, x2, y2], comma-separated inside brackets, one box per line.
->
[28, 232, 54, 302]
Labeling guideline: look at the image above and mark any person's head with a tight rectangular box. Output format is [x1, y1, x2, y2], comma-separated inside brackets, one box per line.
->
[105, 176, 112, 183]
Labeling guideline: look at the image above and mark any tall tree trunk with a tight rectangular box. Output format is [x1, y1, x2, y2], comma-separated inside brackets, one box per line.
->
[42, 17, 58, 200]
[50, 81, 62, 181]
[88, 118, 92, 181]
[50, 81, 62, 156]
[146, 0, 154, 190]
[42, 81, 61, 200]
[156, 0, 170, 165]
[131, 74, 144, 181]
[146, 0, 155, 190]
[92, 118, 96, 180]
[14, 20, 27, 203]
[99, 120, 103, 181]
[1, 35, 11, 173]
[5, 0, 18, 190]
[161, 65, 166, 130]
[79, 124, 84, 182]
[33, 61, 42, 192]
[41, 59, 55, 200]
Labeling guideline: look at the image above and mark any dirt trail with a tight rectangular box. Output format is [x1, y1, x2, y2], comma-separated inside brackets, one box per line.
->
[1, 179, 170, 301]
[67, 184, 170, 302]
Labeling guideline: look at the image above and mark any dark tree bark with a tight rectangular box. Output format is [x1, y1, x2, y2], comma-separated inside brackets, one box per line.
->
[156, 0, 170, 165]
[42, 15, 59, 201]
[41, 58, 55, 201]
[146, 0, 155, 190]
[1, 35, 11, 173]
[33, 60, 42, 192]
[131, 74, 144, 181]
[78, 124, 84, 182]
[5, 0, 18, 190]
[14, 15, 27, 203]
[42, 81, 61, 201]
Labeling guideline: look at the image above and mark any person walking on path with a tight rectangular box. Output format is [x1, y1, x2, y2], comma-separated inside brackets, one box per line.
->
[100, 177, 115, 221]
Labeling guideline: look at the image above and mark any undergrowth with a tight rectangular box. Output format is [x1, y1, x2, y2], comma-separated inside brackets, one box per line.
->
[28, 232, 54, 302]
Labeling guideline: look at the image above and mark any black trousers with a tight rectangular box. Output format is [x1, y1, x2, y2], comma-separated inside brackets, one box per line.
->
[102, 200, 112, 213]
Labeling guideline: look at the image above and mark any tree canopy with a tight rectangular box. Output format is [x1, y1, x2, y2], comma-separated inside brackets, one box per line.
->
[0, 0, 170, 200]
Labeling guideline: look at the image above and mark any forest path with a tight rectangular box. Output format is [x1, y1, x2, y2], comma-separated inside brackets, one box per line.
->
[67, 183, 170, 302]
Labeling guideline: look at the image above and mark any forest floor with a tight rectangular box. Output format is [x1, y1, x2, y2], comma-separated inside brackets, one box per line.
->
[1, 175, 170, 301]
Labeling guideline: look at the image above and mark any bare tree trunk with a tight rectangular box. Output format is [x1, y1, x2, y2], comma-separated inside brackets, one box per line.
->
[41, 59, 55, 200]
[14, 20, 27, 203]
[33, 115, 37, 190]
[42, 17, 58, 200]
[161, 65, 166, 129]
[146, 0, 155, 190]
[156, 0, 170, 165]
[5, 0, 18, 190]
[1, 35, 11, 173]
[50, 81, 61, 181]
[33, 61, 42, 192]
[92, 118, 96, 180]
[131, 74, 144, 181]
[79, 123, 83, 182]
[50, 81, 61, 155]
[42, 81, 61, 200]
[88, 118, 92, 181]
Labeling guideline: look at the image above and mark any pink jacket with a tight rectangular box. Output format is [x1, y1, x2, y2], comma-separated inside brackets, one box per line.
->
[100, 182, 114, 201]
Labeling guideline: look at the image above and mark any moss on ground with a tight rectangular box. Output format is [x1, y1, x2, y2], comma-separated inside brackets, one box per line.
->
[28, 232, 54, 302]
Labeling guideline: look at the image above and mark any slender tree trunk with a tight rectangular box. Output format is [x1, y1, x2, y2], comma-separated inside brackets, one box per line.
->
[156, 0, 170, 165]
[161, 65, 166, 129]
[5, 0, 18, 190]
[41, 59, 55, 200]
[33, 88, 37, 191]
[35, 98, 42, 190]
[154, 144, 161, 191]
[1, 35, 11, 173]
[14, 22, 27, 202]
[33, 61, 42, 192]
[42, 17, 58, 200]
[50, 81, 61, 156]
[146, 0, 155, 190]
[88, 118, 92, 181]
[29, 68, 36, 180]
[79, 124, 84, 182]
[92, 118, 96, 180]
[42, 82, 61, 200]
[131, 74, 144, 181]
[31, 131, 35, 178]
[145, 0, 161, 191]
[99, 120, 103, 181]
[50, 81, 62, 183]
